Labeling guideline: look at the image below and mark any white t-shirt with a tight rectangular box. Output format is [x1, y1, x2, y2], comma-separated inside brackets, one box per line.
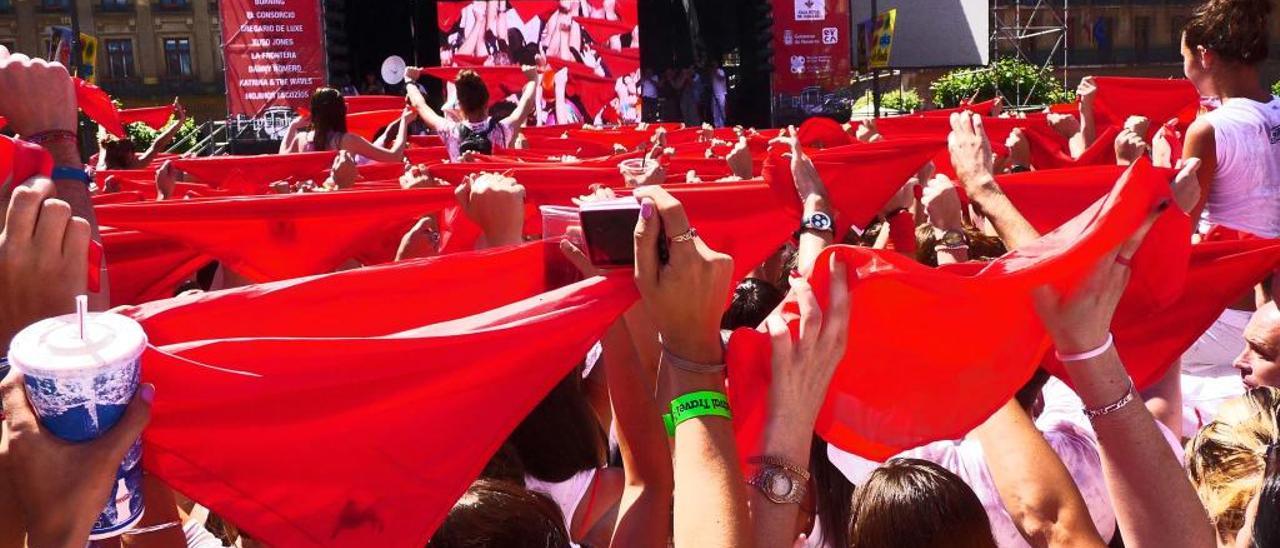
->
[827, 378, 1185, 547]
[1200, 96, 1280, 238]
[439, 118, 516, 161]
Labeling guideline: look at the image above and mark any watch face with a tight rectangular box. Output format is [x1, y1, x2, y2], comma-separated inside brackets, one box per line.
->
[768, 472, 794, 498]
[808, 213, 833, 230]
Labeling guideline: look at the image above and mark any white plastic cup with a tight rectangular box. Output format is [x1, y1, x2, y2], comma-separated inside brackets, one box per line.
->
[540, 205, 583, 246]
[619, 158, 652, 179]
[7, 309, 147, 540]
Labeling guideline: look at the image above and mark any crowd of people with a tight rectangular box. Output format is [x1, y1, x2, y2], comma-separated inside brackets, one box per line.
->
[0, 0, 1279, 546]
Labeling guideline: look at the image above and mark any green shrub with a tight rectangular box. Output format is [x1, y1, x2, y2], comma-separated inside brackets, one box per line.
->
[929, 58, 1073, 108]
[1272, 80, 1280, 96]
[852, 89, 923, 113]
[125, 116, 199, 154]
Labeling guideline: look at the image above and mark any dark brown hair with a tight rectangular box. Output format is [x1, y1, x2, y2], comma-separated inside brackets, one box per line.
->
[99, 137, 138, 170]
[309, 87, 347, 152]
[507, 367, 607, 483]
[1183, 0, 1273, 65]
[849, 458, 997, 548]
[456, 70, 490, 116]
[429, 479, 571, 548]
[721, 277, 785, 330]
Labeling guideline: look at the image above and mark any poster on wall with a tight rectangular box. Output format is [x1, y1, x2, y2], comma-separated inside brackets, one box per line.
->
[771, 0, 852, 126]
[436, 0, 640, 125]
[220, 0, 327, 140]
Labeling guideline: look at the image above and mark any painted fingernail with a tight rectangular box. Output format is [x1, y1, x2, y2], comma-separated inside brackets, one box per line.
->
[139, 383, 155, 404]
[641, 201, 655, 219]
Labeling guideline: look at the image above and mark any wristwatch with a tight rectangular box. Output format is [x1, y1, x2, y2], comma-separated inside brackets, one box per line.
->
[936, 229, 969, 249]
[800, 211, 835, 234]
[746, 456, 810, 504]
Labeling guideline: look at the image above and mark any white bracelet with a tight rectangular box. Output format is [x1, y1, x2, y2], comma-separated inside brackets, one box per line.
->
[125, 520, 182, 535]
[1054, 333, 1114, 362]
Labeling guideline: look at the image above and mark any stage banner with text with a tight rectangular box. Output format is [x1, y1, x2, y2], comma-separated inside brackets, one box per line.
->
[771, 0, 852, 126]
[220, 0, 327, 140]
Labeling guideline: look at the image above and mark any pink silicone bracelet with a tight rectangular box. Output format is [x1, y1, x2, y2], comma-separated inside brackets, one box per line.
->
[1055, 332, 1114, 362]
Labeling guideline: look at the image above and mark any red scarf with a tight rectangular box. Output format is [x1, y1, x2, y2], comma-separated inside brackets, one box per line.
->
[1044, 238, 1280, 390]
[170, 152, 337, 194]
[102, 228, 209, 306]
[729, 160, 1174, 460]
[508, 0, 560, 22]
[95, 187, 456, 281]
[344, 95, 406, 115]
[1091, 77, 1201, 139]
[1024, 126, 1120, 170]
[74, 78, 126, 138]
[594, 47, 641, 77]
[420, 67, 528, 106]
[764, 138, 945, 231]
[346, 110, 403, 141]
[119, 105, 176, 131]
[123, 249, 637, 546]
[572, 16, 635, 44]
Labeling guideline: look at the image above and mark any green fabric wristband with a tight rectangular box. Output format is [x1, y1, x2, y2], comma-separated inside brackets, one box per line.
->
[664, 390, 732, 436]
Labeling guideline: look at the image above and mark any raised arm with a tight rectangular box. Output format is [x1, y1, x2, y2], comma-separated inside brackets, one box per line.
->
[632, 185, 751, 548]
[1181, 118, 1217, 228]
[973, 400, 1107, 547]
[949, 112, 1041, 250]
[279, 114, 309, 154]
[1033, 198, 1216, 548]
[748, 258, 849, 548]
[776, 127, 835, 276]
[339, 108, 414, 164]
[501, 65, 541, 132]
[138, 99, 185, 164]
[404, 70, 451, 133]
[1075, 77, 1099, 151]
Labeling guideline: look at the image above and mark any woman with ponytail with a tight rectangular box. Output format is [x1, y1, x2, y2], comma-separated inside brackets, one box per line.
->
[1179, 0, 1280, 424]
[1181, 0, 1280, 242]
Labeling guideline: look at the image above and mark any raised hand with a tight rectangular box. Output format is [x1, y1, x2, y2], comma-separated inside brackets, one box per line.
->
[1047, 112, 1082, 140]
[948, 111, 996, 191]
[1114, 128, 1149, 166]
[455, 172, 526, 248]
[1124, 116, 1151, 139]
[0, 52, 76, 138]
[763, 255, 850, 432]
[724, 137, 753, 179]
[633, 185, 733, 364]
[0, 177, 89, 349]
[1076, 76, 1098, 110]
[1004, 127, 1031, 168]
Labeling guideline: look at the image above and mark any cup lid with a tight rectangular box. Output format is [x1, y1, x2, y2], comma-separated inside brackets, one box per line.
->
[7, 312, 147, 378]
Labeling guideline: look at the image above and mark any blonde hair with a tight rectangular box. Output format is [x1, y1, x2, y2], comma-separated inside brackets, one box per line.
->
[1186, 386, 1280, 543]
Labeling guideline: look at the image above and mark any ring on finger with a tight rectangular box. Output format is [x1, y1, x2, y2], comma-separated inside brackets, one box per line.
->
[669, 227, 698, 244]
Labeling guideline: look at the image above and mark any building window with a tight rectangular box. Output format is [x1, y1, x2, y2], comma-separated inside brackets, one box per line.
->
[40, 0, 70, 9]
[105, 39, 134, 80]
[1134, 16, 1151, 63]
[163, 37, 192, 77]
[156, 0, 190, 9]
[100, 0, 130, 10]
[0, 0, 13, 13]
[1172, 15, 1188, 51]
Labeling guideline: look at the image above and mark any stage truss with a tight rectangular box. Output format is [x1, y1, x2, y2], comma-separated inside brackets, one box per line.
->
[990, 0, 1069, 107]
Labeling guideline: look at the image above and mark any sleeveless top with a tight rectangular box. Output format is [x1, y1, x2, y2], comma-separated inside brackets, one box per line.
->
[1200, 96, 1280, 238]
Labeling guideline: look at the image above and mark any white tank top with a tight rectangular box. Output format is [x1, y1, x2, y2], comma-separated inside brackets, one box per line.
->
[1200, 96, 1280, 238]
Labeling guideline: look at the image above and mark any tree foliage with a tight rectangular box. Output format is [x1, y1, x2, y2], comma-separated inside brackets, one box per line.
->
[930, 58, 1074, 108]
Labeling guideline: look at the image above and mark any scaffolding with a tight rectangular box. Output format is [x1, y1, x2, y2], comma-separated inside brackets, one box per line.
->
[990, 0, 1070, 107]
